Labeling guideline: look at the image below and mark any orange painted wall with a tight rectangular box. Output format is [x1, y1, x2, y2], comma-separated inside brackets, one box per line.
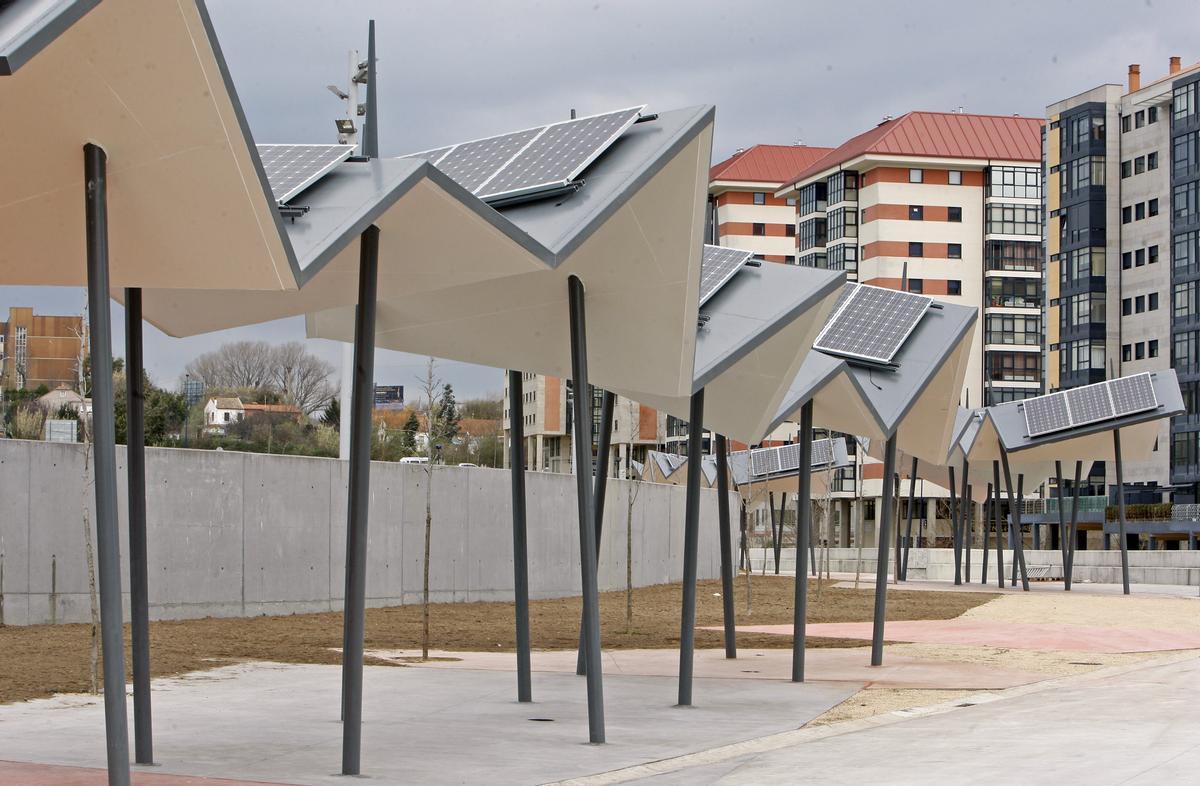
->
[544, 377, 560, 432]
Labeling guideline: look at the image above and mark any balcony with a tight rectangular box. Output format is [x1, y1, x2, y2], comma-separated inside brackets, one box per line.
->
[986, 295, 1042, 310]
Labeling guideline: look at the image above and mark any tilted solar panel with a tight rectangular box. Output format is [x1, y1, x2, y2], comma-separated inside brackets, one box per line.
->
[1110, 372, 1158, 416]
[1065, 383, 1114, 427]
[810, 438, 834, 467]
[751, 448, 780, 476]
[257, 144, 355, 204]
[699, 245, 753, 305]
[1022, 373, 1161, 438]
[1023, 392, 1071, 437]
[427, 128, 545, 194]
[813, 284, 931, 365]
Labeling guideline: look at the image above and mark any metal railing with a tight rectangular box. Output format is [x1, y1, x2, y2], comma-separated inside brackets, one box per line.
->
[1017, 496, 1107, 515]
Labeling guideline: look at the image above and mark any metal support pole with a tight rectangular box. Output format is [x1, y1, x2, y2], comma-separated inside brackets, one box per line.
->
[902, 457, 917, 580]
[870, 435, 898, 666]
[960, 460, 970, 583]
[567, 276, 605, 742]
[992, 461, 1004, 590]
[793, 403, 813, 682]
[981, 483, 992, 584]
[948, 466, 960, 585]
[716, 434, 736, 658]
[1055, 461, 1067, 573]
[341, 225, 379, 776]
[777, 491, 787, 575]
[768, 492, 778, 573]
[124, 287, 153, 765]
[1066, 461, 1082, 591]
[678, 388, 705, 706]
[507, 370, 532, 702]
[1114, 429, 1131, 595]
[577, 389, 615, 675]
[362, 20, 379, 159]
[84, 143, 131, 786]
[999, 449, 1030, 591]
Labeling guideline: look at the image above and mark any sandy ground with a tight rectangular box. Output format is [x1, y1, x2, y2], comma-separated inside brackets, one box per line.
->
[0, 576, 992, 704]
[962, 591, 1200, 630]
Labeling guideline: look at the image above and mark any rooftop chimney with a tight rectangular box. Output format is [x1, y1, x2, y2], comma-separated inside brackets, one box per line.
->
[1128, 63, 1141, 92]
[1170, 56, 1182, 75]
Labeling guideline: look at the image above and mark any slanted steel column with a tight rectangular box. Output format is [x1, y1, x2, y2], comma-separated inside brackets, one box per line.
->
[870, 435, 898, 666]
[677, 388, 705, 706]
[902, 457, 917, 580]
[947, 466, 961, 585]
[124, 287, 153, 765]
[507, 370, 532, 702]
[577, 389, 615, 675]
[84, 144, 131, 786]
[792, 403, 813, 682]
[1114, 429, 1131, 595]
[715, 434, 737, 658]
[981, 483, 992, 584]
[362, 21, 378, 159]
[992, 461, 1004, 590]
[1055, 461, 1067, 570]
[960, 460, 970, 583]
[341, 225, 379, 776]
[999, 449, 1030, 591]
[1066, 461, 1082, 591]
[768, 492, 779, 573]
[567, 275, 605, 742]
[776, 491, 786, 575]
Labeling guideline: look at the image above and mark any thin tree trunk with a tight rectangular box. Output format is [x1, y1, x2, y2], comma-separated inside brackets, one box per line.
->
[81, 444, 100, 694]
[422, 479, 431, 660]
[625, 474, 634, 633]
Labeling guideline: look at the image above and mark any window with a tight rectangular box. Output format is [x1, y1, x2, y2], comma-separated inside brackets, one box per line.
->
[909, 241, 924, 257]
[1122, 206, 1132, 224]
[948, 170, 962, 185]
[909, 205, 924, 220]
[1122, 251, 1133, 269]
[752, 222, 765, 236]
[990, 277, 1041, 308]
[1175, 181, 1200, 220]
[1174, 130, 1199, 175]
[224, 412, 230, 422]
[1135, 110, 1145, 128]
[986, 204, 1041, 235]
[1150, 339, 1159, 358]
[1149, 198, 1159, 217]
[786, 197, 796, 206]
[1122, 344, 1132, 362]
[1148, 151, 1158, 170]
[1149, 292, 1159, 310]
[1134, 156, 1145, 174]
[784, 254, 795, 264]
[1063, 156, 1105, 194]
[1121, 114, 1132, 133]
[948, 206, 962, 222]
[1149, 244, 1159, 264]
[1176, 330, 1200, 373]
[1121, 160, 1132, 178]
[948, 243, 962, 259]
[1135, 295, 1145, 313]
[1122, 298, 1132, 316]
[907, 278, 923, 293]
[948, 279, 962, 296]
[987, 166, 1041, 198]
[753, 192, 766, 205]
[1175, 82, 1198, 122]
[1176, 280, 1199, 319]
[785, 223, 795, 237]
[1149, 106, 1158, 123]
[987, 352, 1040, 385]
[1135, 202, 1145, 220]
[1178, 231, 1200, 273]
[827, 171, 858, 205]
[798, 217, 826, 250]
[827, 207, 857, 241]
[798, 182, 827, 216]
[986, 239, 1042, 272]
[1136, 248, 1145, 266]
[1136, 342, 1146, 360]
[909, 168, 923, 183]
[986, 313, 1040, 345]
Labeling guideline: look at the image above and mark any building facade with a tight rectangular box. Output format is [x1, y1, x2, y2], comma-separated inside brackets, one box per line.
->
[0, 307, 84, 391]
[777, 111, 1046, 410]
[1046, 59, 1197, 501]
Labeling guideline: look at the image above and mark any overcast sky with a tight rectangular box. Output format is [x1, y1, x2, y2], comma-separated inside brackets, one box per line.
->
[3, 0, 1194, 399]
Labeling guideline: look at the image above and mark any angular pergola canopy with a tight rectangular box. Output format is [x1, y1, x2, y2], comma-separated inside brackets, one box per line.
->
[0, 0, 98, 75]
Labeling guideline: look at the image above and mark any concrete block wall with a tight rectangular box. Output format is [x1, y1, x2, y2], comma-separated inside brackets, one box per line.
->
[0, 439, 726, 626]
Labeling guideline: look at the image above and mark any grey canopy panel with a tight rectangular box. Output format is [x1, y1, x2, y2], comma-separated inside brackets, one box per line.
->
[0, 0, 97, 75]
[813, 283, 932, 365]
[1022, 372, 1158, 438]
[699, 245, 754, 305]
[402, 105, 644, 204]
[257, 144, 355, 204]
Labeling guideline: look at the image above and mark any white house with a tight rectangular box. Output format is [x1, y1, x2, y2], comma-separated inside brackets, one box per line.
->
[204, 397, 244, 434]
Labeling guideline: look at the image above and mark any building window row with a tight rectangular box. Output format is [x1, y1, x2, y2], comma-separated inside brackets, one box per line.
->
[1175, 280, 1200, 320]
[797, 217, 826, 251]
[1062, 115, 1104, 153]
[987, 352, 1040, 383]
[1060, 292, 1106, 328]
[988, 166, 1041, 199]
[1060, 339, 1105, 374]
[1174, 81, 1199, 123]
[1120, 293, 1160, 316]
[1174, 330, 1200, 373]
[1059, 246, 1105, 282]
[1174, 181, 1200, 221]
[827, 243, 857, 273]
[827, 171, 858, 205]
[988, 277, 1040, 309]
[988, 387, 1040, 405]
[1121, 245, 1159, 269]
[1122, 341, 1159, 362]
[798, 182, 827, 216]
[985, 314, 1040, 345]
[827, 206, 858, 241]
[798, 251, 826, 268]
[987, 203, 1041, 236]
[987, 239, 1041, 272]
[1176, 231, 1200, 274]
[1173, 130, 1200, 177]
[1120, 152, 1158, 179]
[1063, 156, 1106, 194]
[1120, 107, 1159, 132]
[1121, 198, 1159, 223]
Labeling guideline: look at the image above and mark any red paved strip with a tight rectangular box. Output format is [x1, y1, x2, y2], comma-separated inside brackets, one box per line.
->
[706, 620, 1200, 654]
[0, 760, 295, 786]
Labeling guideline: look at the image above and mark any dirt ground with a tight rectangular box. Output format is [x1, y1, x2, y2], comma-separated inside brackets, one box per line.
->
[0, 576, 993, 704]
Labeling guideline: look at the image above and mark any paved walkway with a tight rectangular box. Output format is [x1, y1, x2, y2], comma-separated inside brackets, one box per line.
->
[825, 573, 1200, 598]
[710, 619, 1200, 653]
[0, 761, 287, 785]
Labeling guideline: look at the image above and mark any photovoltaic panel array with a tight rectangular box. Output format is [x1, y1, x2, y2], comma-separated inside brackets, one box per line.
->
[402, 105, 645, 203]
[699, 245, 754, 305]
[813, 284, 932, 365]
[1022, 373, 1159, 438]
[751, 448, 781, 476]
[747, 438, 838, 477]
[257, 144, 355, 204]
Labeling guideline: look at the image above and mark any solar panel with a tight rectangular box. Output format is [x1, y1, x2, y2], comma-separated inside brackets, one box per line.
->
[1110, 372, 1158, 416]
[1023, 392, 1071, 437]
[478, 107, 644, 201]
[399, 106, 645, 205]
[1022, 373, 1161, 438]
[776, 443, 802, 473]
[699, 245, 754, 305]
[750, 448, 780, 476]
[1065, 383, 1114, 427]
[813, 284, 932, 365]
[811, 438, 834, 467]
[257, 144, 355, 204]
[747, 439, 838, 477]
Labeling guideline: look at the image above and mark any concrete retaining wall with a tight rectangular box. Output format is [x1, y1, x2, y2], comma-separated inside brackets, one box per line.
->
[749, 546, 1200, 586]
[0, 439, 726, 626]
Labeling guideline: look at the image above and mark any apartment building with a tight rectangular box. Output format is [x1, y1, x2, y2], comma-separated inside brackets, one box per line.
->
[777, 111, 1046, 410]
[1046, 58, 1200, 501]
[0, 306, 84, 391]
[709, 144, 833, 262]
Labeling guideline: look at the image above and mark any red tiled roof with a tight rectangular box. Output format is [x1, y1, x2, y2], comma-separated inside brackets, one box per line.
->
[709, 144, 834, 185]
[782, 112, 1044, 188]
